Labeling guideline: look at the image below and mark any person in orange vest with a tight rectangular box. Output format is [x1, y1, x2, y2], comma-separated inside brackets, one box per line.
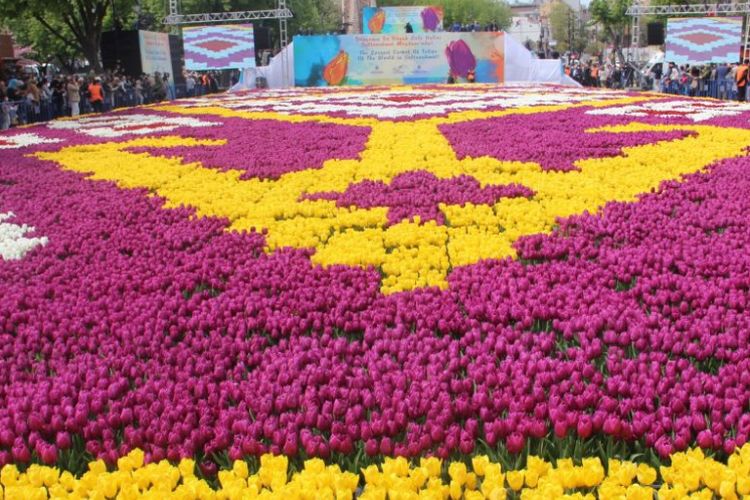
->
[736, 59, 749, 101]
[88, 77, 104, 113]
[590, 64, 599, 87]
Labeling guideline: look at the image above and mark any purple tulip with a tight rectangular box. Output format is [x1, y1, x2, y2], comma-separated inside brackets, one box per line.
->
[0, 92, 749, 470]
[506, 432, 525, 454]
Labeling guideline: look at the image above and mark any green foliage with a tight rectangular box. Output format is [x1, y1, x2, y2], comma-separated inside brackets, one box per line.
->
[548, 1, 588, 54]
[1, 15, 80, 71]
[0, 0, 142, 70]
[588, 0, 631, 61]
[376, 0, 512, 30]
[548, 1, 571, 51]
[177, 0, 341, 37]
[286, 0, 342, 35]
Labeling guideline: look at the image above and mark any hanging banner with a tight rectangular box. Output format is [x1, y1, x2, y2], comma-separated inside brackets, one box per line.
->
[362, 6, 444, 34]
[294, 32, 504, 87]
[665, 17, 742, 64]
[183, 24, 256, 70]
[139, 31, 173, 76]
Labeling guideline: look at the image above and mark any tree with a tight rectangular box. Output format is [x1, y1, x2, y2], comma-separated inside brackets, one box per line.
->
[588, 0, 630, 63]
[2, 15, 81, 72]
[547, 1, 588, 54]
[548, 1, 572, 52]
[286, 0, 341, 35]
[0, 0, 139, 71]
[177, 0, 341, 42]
[377, 0, 512, 30]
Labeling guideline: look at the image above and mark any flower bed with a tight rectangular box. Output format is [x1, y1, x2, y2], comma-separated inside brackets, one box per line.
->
[2, 84, 750, 497]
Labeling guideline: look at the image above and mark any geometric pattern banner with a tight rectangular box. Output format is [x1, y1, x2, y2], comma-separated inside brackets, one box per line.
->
[665, 17, 742, 64]
[183, 24, 256, 70]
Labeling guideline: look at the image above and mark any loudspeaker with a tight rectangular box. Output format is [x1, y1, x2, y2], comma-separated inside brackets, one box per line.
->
[169, 34, 185, 85]
[101, 30, 141, 75]
[647, 23, 665, 46]
[255, 26, 273, 50]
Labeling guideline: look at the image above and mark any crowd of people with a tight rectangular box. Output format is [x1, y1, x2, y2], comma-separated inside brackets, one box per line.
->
[564, 60, 638, 89]
[297, 20, 502, 35]
[447, 21, 502, 32]
[3, 54, 750, 131]
[0, 69, 224, 130]
[563, 57, 750, 102]
[656, 60, 750, 101]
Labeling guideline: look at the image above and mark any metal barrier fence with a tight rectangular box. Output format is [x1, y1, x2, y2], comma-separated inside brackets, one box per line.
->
[660, 78, 745, 100]
[1, 83, 215, 129]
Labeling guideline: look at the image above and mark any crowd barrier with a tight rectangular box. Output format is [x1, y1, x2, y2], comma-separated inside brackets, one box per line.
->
[660, 77, 745, 100]
[5, 77, 748, 130]
[1, 83, 215, 129]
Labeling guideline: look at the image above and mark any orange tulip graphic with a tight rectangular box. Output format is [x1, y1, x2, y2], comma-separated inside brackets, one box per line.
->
[323, 51, 349, 86]
[368, 9, 386, 34]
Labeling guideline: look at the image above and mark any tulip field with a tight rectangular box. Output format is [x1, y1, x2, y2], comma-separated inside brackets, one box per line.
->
[3, 84, 750, 498]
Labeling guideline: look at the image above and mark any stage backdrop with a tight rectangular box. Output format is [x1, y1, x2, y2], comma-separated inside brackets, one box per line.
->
[294, 32, 503, 86]
[362, 6, 444, 34]
[183, 24, 256, 70]
[665, 17, 742, 64]
[139, 31, 173, 76]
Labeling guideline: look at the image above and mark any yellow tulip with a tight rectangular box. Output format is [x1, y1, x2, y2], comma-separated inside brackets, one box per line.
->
[506, 470, 525, 491]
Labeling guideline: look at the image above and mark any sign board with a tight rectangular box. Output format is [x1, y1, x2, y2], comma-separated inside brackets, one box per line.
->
[139, 31, 173, 76]
[294, 32, 504, 87]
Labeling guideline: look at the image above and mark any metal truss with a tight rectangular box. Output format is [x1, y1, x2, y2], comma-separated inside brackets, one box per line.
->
[626, 3, 750, 16]
[163, 8, 293, 26]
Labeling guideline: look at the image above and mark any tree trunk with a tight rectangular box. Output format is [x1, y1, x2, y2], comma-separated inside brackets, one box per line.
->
[608, 27, 625, 64]
[80, 33, 102, 72]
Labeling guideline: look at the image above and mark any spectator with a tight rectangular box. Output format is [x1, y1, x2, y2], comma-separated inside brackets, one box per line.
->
[0, 83, 11, 130]
[164, 74, 175, 100]
[26, 79, 41, 117]
[590, 64, 599, 87]
[88, 77, 104, 113]
[153, 73, 167, 102]
[717, 62, 730, 99]
[737, 59, 748, 102]
[135, 78, 144, 105]
[7, 73, 20, 100]
[689, 66, 700, 96]
[186, 73, 195, 97]
[52, 78, 65, 117]
[67, 76, 81, 116]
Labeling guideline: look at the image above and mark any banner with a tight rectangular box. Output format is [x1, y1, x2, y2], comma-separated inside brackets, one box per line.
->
[138, 31, 173, 76]
[665, 17, 742, 64]
[294, 33, 504, 87]
[362, 6, 444, 34]
[183, 24, 256, 70]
